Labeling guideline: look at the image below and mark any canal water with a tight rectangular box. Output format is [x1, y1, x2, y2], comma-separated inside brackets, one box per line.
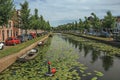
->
[0, 33, 120, 80]
[60, 34, 120, 80]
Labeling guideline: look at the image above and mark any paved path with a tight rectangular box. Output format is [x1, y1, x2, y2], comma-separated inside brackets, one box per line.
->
[0, 35, 49, 73]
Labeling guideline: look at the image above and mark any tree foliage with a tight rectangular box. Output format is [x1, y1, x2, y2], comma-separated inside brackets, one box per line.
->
[20, 1, 30, 34]
[91, 12, 101, 30]
[55, 11, 116, 35]
[12, 8, 19, 27]
[0, 0, 13, 25]
[30, 8, 39, 30]
[102, 11, 116, 29]
[29, 8, 51, 31]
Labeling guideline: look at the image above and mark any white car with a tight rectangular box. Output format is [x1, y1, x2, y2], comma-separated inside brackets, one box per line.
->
[0, 42, 4, 50]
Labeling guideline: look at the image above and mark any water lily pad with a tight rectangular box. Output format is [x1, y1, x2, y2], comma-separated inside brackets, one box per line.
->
[91, 77, 98, 80]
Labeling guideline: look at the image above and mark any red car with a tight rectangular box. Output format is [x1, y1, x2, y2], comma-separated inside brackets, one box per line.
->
[5, 37, 21, 46]
[30, 33, 36, 38]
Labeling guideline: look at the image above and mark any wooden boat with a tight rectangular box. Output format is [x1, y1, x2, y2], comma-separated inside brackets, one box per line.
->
[24, 52, 38, 60]
[38, 41, 44, 46]
[30, 48, 38, 53]
[17, 48, 38, 62]
[49, 34, 53, 37]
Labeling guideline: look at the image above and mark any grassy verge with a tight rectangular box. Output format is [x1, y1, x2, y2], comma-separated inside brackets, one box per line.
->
[0, 35, 46, 58]
[67, 32, 113, 41]
[65, 32, 120, 48]
[64, 34, 120, 55]
[82, 34, 113, 41]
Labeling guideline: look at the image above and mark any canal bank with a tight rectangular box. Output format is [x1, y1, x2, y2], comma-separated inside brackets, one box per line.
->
[0, 35, 49, 73]
[65, 32, 120, 48]
[0, 33, 120, 80]
[61, 34, 120, 80]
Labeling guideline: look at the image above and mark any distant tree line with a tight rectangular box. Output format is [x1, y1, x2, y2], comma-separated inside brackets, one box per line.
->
[54, 11, 116, 36]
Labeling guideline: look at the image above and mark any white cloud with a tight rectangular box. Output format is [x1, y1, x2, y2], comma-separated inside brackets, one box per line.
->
[14, 0, 120, 26]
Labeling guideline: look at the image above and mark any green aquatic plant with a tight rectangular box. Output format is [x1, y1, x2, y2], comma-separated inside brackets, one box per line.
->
[0, 35, 104, 80]
[94, 70, 104, 77]
[64, 34, 120, 55]
[91, 77, 98, 80]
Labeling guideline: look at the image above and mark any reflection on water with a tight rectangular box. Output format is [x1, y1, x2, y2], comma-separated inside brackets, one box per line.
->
[62, 36, 114, 71]
[61, 34, 120, 80]
[1, 33, 119, 80]
[91, 49, 100, 63]
[101, 55, 113, 71]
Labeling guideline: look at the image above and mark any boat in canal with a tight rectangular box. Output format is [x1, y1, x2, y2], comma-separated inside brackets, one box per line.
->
[17, 48, 38, 62]
[49, 34, 53, 37]
[2, 34, 120, 80]
[38, 41, 44, 46]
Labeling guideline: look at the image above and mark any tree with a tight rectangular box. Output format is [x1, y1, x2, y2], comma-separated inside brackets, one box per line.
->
[74, 21, 78, 30]
[12, 8, 19, 28]
[78, 19, 84, 33]
[34, 8, 39, 19]
[29, 8, 51, 32]
[91, 13, 101, 31]
[31, 8, 40, 33]
[0, 0, 13, 25]
[84, 16, 91, 30]
[39, 15, 45, 30]
[44, 21, 51, 30]
[20, 1, 30, 34]
[102, 11, 116, 33]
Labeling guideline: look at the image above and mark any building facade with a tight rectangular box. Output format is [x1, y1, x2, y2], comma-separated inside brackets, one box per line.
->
[116, 16, 120, 31]
[0, 20, 21, 42]
[0, 9, 22, 42]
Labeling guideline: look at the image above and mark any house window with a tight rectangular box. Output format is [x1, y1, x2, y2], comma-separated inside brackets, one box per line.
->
[7, 30, 9, 37]
[0, 30, 1, 36]
[2, 30, 4, 41]
[0, 26, 2, 28]
[11, 30, 12, 37]
[8, 22, 12, 28]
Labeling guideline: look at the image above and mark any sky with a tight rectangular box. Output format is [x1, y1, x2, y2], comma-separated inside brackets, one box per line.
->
[14, 0, 120, 27]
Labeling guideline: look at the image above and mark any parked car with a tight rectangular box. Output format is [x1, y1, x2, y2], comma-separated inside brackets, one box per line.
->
[0, 42, 4, 50]
[5, 37, 21, 46]
[17, 35, 28, 43]
[30, 32, 36, 38]
[42, 31, 48, 35]
[36, 33, 42, 37]
[27, 34, 33, 40]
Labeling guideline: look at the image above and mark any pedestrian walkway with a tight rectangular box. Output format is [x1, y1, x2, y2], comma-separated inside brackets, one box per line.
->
[0, 35, 49, 73]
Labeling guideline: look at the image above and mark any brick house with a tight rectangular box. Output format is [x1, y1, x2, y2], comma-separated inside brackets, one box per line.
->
[0, 20, 21, 42]
[115, 16, 120, 32]
[0, 9, 22, 42]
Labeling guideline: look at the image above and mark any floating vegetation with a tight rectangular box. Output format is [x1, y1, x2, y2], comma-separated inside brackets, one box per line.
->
[91, 77, 98, 80]
[0, 35, 104, 80]
[94, 70, 104, 77]
[63, 34, 120, 55]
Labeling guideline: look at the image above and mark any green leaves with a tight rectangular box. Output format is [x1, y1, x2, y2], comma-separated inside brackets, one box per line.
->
[20, 1, 30, 33]
[0, 0, 13, 25]
[102, 11, 116, 29]
[0, 35, 104, 80]
[94, 70, 104, 77]
[91, 77, 98, 80]
[65, 34, 120, 55]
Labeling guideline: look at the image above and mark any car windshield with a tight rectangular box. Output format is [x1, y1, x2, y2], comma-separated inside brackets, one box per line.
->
[17, 36, 22, 38]
[7, 37, 12, 40]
